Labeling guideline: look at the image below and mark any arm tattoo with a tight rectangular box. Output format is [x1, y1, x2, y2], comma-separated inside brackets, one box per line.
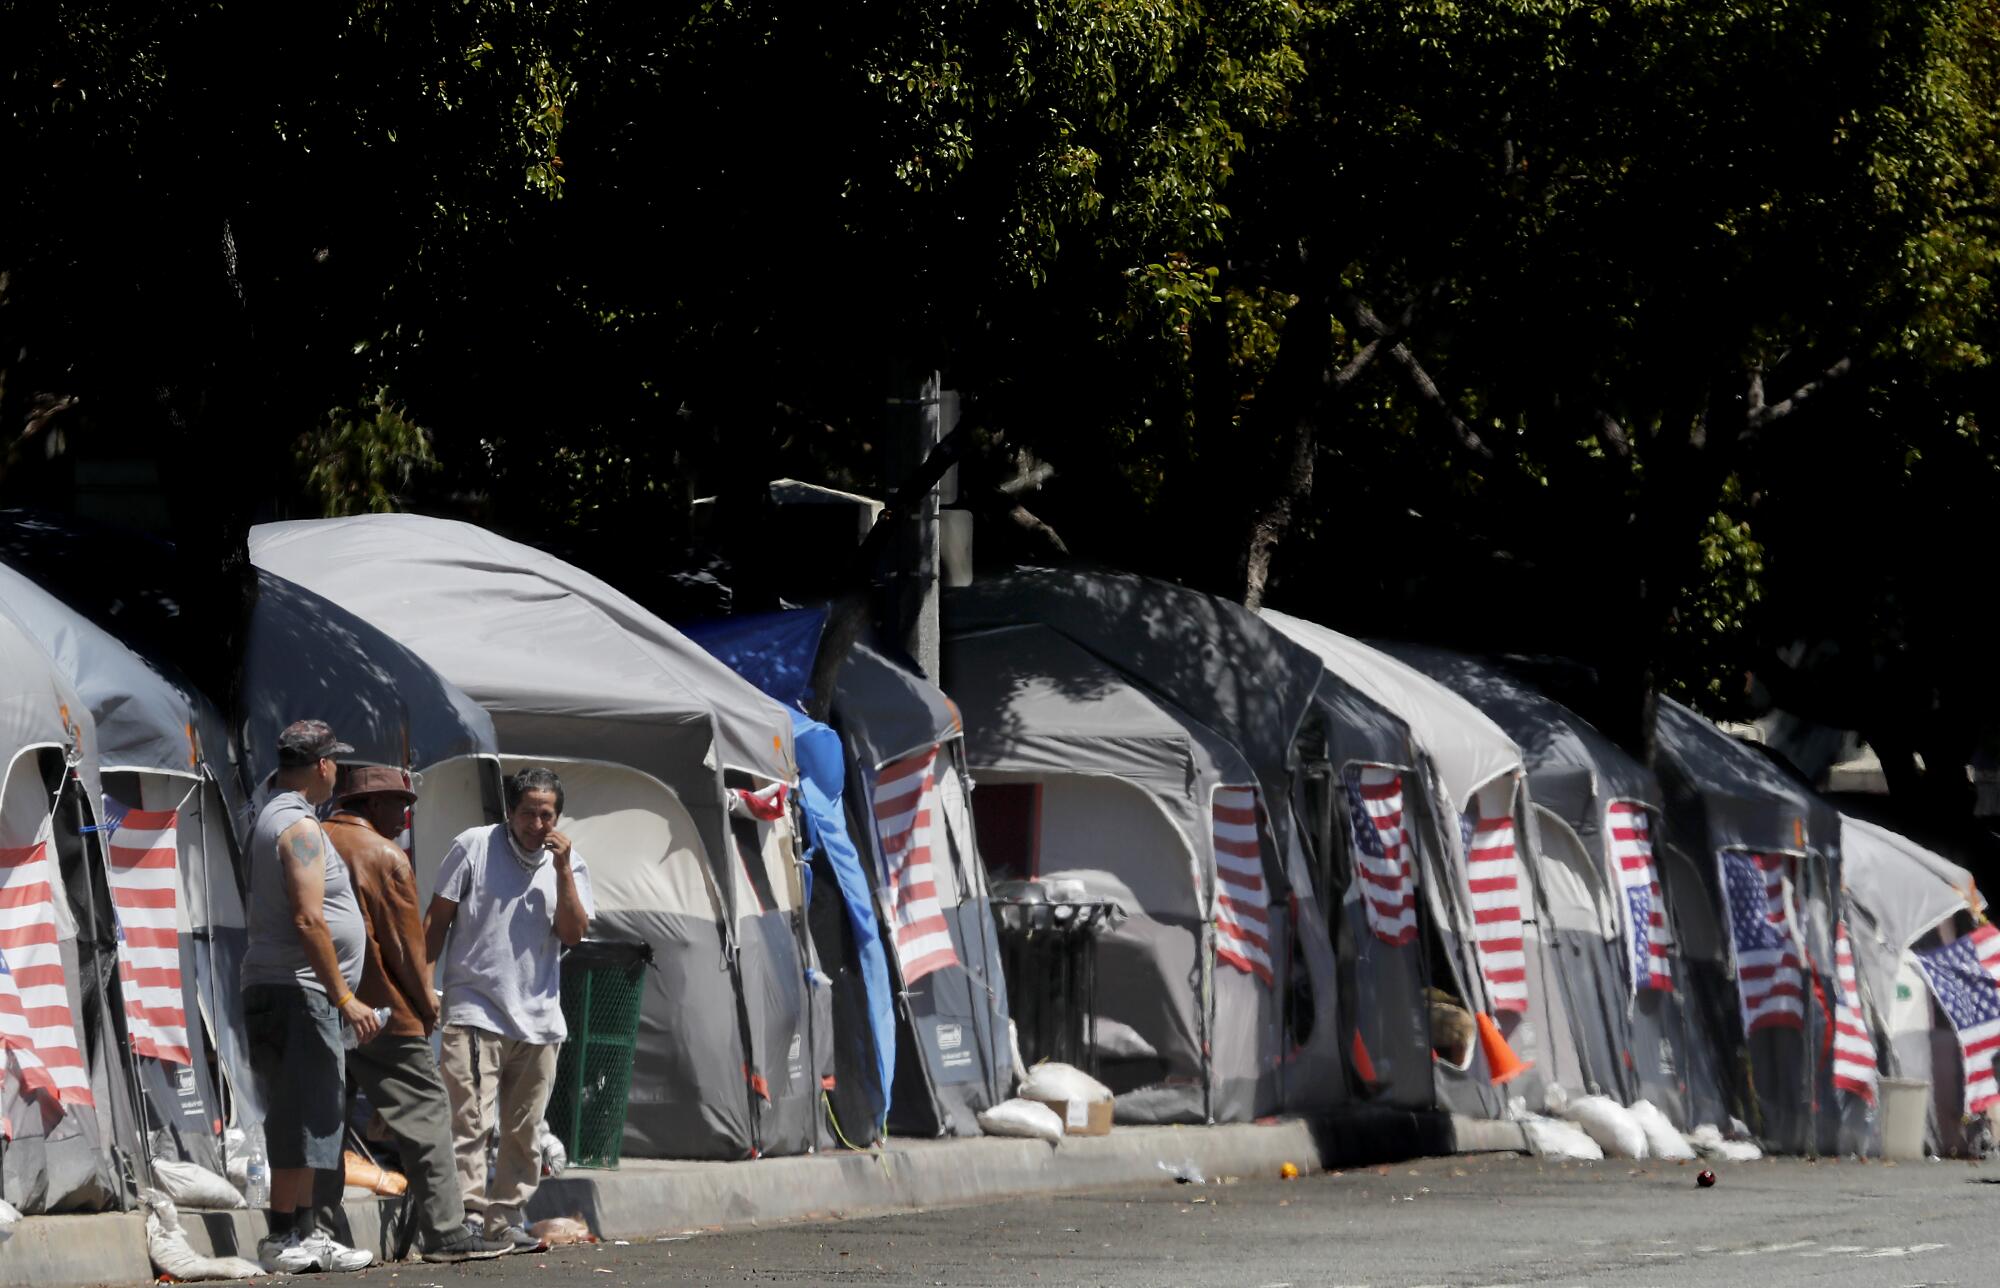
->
[286, 824, 325, 867]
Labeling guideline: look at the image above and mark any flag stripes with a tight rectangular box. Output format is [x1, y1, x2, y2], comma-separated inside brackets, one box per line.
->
[0, 822, 94, 1105]
[1831, 919, 1878, 1104]
[105, 805, 192, 1065]
[871, 748, 961, 983]
[1212, 785, 1273, 985]
[1914, 924, 2000, 1116]
[1608, 802, 1673, 992]
[1344, 766, 1417, 946]
[1719, 849, 1805, 1035]
[1464, 806, 1527, 1013]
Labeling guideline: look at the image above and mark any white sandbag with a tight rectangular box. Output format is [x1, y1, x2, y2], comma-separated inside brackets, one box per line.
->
[1689, 1123, 1763, 1161]
[149, 1157, 246, 1210]
[1521, 1115, 1604, 1161]
[1559, 1094, 1649, 1159]
[0, 1197, 21, 1242]
[1019, 1061, 1113, 1105]
[143, 1191, 263, 1281]
[977, 1097, 1065, 1145]
[1628, 1100, 1696, 1160]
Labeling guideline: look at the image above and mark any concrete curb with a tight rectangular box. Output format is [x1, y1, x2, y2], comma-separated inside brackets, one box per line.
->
[2, 1112, 1529, 1285]
[522, 1121, 1328, 1239]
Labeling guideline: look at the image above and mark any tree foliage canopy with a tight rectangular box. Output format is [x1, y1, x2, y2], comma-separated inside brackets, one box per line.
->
[4, 0, 1997, 796]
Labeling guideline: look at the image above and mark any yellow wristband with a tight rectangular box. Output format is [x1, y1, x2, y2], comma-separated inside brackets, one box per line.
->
[333, 990, 354, 1009]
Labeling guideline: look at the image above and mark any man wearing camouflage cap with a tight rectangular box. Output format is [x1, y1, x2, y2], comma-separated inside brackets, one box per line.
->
[240, 720, 379, 1274]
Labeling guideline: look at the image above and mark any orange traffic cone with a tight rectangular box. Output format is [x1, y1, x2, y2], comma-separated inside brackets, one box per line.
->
[1351, 1030, 1379, 1087]
[1476, 1011, 1533, 1086]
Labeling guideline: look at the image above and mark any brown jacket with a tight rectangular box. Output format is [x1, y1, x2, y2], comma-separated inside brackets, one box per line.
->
[324, 812, 439, 1038]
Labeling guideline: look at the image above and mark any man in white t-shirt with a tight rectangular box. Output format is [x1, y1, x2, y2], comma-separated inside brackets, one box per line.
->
[424, 767, 593, 1251]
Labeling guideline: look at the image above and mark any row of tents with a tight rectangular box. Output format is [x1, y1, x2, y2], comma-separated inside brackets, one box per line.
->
[1, 510, 1992, 1216]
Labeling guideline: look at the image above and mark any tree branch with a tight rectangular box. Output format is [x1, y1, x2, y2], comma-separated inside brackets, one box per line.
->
[1596, 410, 1632, 459]
[1744, 356, 1852, 432]
[1006, 503, 1070, 556]
[1344, 294, 1493, 459]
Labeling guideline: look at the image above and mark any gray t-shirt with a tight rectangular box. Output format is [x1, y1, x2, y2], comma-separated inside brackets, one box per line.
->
[240, 790, 367, 994]
[435, 823, 594, 1045]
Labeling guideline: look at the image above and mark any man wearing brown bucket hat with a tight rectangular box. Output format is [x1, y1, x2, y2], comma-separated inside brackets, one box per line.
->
[318, 766, 507, 1264]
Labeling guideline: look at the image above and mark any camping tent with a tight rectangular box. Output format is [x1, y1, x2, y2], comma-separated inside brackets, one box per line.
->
[0, 562, 248, 1162]
[1380, 642, 1726, 1130]
[0, 610, 144, 1214]
[685, 610, 1013, 1141]
[252, 514, 817, 1160]
[832, 642, 1011, 1138]
[947, 623, 1274, 1121]
[1840, 815, 1985, 1154]
[1655, 699, 1846, 1154]
[1270, 617, 1599, 1120]
[948, 569, 1408, 1117]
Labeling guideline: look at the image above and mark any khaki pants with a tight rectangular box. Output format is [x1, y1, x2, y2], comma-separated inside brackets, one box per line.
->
[439, 1024, 559, 1231]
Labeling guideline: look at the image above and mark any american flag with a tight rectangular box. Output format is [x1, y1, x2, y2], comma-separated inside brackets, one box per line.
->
[1463, 804, 1526, 1013]
[0, 819, 94, 1105]
[871, 748, 961, 983]
[1344, 766, 1416, 946]
[1607, 802, 1673, 993]
[1914, 924, 2000, 1115]
[1718, 849, 1805, 1035]
[1831, 919, 1878, 1104]
[1212, 785, 1273, 985]
[103, 801, 192, 1065]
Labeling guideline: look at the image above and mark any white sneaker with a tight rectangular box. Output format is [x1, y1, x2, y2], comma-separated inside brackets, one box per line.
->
[256, 1231, 319, 1274]
[297, 1230, 374, 1272]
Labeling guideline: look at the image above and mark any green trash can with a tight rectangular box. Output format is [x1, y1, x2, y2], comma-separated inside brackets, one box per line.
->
[548, 938, 651, 1168]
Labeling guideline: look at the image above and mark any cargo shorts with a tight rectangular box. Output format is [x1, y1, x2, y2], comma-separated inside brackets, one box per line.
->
[243, 983, 347, 1170]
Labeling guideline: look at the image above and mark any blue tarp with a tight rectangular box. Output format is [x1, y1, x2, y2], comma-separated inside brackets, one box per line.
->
[686, 610, 896, 1135]
[682, 608, 828, 710]
[791, 710, 896, 1133]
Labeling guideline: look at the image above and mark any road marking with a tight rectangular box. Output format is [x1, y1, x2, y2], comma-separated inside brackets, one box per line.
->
[1731, 1239, 1817, 1255]
[1856, 1244, 1947, 1259]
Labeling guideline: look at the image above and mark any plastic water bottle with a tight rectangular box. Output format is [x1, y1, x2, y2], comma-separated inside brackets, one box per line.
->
[243, 1128, 271, 1210]
[341, 1007, 393, 1050]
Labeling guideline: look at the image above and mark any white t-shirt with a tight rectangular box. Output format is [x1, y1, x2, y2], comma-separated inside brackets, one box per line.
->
[435, 823, 595, 1045]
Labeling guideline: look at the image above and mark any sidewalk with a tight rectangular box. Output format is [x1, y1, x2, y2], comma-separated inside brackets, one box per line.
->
[1, 1111, 1518, 1286]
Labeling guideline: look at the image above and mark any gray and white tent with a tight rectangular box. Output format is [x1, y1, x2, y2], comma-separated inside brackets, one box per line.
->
[1655, 699, 1846, 1154]
[253, 515, 818, 1160]
[946, 623, 1310, 1121]
[0, 562, 250, 1161]
[237, 568, 499, 802]
[1272, 620, 1632, 1120]
[1271, 618, 1593, 1121]
[0, 610, 142, 1213]
[830, 644, 1011, 1138]
[1381, 643, 1725, 1130]
[1840, 815, 1984, 1154]
[947, 569, 1388, 1119]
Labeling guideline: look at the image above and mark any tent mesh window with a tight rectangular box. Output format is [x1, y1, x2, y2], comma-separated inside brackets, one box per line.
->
[547, 940, 650, 1168]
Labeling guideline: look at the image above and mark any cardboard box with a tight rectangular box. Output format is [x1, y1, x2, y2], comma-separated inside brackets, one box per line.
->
[1027, 1095, 1113, 1136]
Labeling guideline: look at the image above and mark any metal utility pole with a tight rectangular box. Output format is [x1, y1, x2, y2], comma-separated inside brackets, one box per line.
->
[886, 367, 954, 681]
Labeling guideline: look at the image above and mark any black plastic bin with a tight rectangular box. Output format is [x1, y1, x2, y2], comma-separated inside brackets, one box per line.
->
[547, 938, 652, 1169]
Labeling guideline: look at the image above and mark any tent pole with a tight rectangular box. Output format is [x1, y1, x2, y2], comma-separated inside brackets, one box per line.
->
[947, 751, 1004, 1102]
[66, 769, 157, 1203]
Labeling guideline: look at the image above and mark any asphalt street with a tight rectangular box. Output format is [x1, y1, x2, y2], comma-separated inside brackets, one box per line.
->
[334, 1152, 1999, 1288]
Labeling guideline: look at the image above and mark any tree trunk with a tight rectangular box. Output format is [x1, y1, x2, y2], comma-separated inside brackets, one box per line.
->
[1235, 288, 1337, 609]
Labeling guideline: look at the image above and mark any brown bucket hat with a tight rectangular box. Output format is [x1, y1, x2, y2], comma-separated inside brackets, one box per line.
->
[337, 764, 419, 804]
